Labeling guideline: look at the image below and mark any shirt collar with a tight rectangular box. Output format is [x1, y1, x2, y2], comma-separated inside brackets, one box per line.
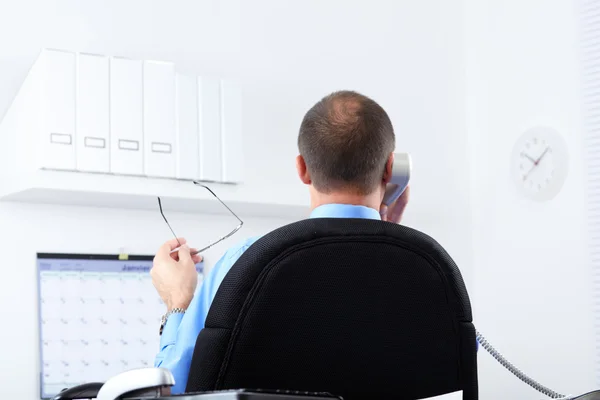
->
[309, 203, 381, 220]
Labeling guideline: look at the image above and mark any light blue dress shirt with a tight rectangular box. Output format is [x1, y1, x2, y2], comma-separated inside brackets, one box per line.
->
[154, 204, 381, 393]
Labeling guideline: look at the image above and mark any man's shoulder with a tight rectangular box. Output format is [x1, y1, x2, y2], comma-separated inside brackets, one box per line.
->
[221, 235, 261, 262]
[210, 236, 262, 282]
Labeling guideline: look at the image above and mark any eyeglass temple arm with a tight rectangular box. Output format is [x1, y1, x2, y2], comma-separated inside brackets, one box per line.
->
[192, 222, 243, 255]
[193, 181, 244, 225]
[158, 197, 181, 246]
[160, 182, 244, 256]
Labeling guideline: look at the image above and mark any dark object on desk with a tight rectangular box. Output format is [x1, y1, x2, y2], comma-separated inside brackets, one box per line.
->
[574, 390, 600, 399]
[54, 387, 337, 400]
[52, 218, 477, 400]
[131, 389, 341, 400]
[185, 218, 477, 399]
[52, 382, 104, 399]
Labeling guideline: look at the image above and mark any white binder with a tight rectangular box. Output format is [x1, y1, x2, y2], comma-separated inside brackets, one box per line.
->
[143, 60, 176, 178]
[175, 73, 200, 180]
[109, 57, 144, 176]
[40, 49, 76, 171]
[76, 53, 109, 173]
[220, 80, 244, 183]
[198, 76, 222, 182]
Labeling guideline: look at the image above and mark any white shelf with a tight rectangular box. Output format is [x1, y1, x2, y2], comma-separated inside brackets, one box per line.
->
[0, 48, 309, 219]
[0, 169, 309, 219]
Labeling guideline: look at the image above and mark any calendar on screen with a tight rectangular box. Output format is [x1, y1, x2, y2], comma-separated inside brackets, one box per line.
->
[37, 253, 203, 399]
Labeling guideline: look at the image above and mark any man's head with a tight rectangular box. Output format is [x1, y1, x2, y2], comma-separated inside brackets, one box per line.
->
[297, 90, 396, 208]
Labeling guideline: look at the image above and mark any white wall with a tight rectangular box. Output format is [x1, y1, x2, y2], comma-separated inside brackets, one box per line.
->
[0, 1, 473, 399]
[465, 0, 596, 398]
[3, 0, 596, 399]
[0, 0, 473, 246]
[0, 201, 290, 399]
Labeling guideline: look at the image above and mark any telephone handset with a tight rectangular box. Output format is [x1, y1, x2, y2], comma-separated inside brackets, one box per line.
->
[382, 152, 412, 206]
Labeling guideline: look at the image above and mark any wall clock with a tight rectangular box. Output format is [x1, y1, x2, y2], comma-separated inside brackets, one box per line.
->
[510, 126, 569, 201]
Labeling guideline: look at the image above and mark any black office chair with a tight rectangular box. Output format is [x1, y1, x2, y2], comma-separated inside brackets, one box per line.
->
[56, 218, 478, 400]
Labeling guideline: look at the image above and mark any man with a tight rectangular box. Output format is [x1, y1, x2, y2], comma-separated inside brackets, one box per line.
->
[151, 90, 410, 394]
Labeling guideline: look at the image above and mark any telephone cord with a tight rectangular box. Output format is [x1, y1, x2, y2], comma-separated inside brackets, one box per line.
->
[476, 330, 574, 399]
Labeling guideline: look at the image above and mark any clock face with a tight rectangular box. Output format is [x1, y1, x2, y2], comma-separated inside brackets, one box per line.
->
[510, 126, 568, 201]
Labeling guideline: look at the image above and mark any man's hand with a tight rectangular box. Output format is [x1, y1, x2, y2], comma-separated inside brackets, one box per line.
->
[151, 238, 203, 311]
[380, 185, 410, 223]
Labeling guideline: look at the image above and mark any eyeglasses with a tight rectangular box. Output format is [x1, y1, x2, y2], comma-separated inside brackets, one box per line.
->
[158, 181, 244, 256]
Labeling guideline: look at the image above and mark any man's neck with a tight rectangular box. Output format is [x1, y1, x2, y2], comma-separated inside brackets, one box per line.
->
[310, 190, 382, 212]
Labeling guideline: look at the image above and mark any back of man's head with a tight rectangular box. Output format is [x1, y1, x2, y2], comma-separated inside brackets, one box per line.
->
[297, 90, 396, 195]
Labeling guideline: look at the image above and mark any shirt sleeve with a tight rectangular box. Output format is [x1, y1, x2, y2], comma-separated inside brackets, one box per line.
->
[153, 239, 256, 394]
[153, 254, 227, 393]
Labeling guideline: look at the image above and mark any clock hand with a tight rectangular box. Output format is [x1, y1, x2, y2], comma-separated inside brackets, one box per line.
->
[534, 147, 549, 164]
[521, 152, 537, 164]
[521, 147, 550, 182]
[522, 163, 538, 181]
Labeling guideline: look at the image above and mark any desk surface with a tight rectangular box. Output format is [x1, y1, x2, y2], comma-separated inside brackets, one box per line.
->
[130, 390, 339, 400]
[128, 389, 465, 400]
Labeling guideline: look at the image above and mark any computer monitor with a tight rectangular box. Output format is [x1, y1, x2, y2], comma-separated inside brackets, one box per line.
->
[36, 253, 203, 399]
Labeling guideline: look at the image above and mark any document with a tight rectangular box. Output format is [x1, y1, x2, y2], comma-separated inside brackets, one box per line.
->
[422, 391, 463, 399]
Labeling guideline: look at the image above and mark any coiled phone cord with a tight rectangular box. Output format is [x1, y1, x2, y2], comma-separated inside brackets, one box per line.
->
[476, 330, 574, 399]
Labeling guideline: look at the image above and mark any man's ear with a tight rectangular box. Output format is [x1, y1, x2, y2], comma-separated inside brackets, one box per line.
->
[296, 155, 311, 185]
[382, 153, 394, 184]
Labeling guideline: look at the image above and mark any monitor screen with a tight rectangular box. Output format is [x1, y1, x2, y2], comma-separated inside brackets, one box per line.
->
[36, 253, 203, 399]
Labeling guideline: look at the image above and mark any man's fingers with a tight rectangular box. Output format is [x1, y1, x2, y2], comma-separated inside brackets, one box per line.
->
[388, 198, 408, 223]
[379, 186, 410, 224]
[156, 239, 202, 265]
[165, 237, 186, 250]
[159, 237, 187, 256]
[189, 249, 203, 263]
[178, 244, 192, 261]
[379, 204, 388, 222]
[178, 245, 204, 266]
[398, 185, 410, 204]
[389, 208, 402, 223]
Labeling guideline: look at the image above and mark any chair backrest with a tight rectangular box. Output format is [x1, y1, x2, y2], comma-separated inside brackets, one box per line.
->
[185, 218, 477, 400]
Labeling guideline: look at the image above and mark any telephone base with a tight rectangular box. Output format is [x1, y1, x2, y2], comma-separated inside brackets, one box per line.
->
[571, 390, 600, 400]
